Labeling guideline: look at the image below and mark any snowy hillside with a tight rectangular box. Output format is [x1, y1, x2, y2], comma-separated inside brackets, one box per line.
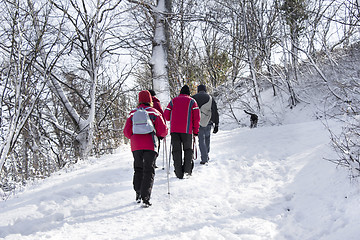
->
[1, 115, 359, 239]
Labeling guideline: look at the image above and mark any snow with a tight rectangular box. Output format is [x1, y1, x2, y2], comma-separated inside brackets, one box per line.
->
[1, 115, 360, 239]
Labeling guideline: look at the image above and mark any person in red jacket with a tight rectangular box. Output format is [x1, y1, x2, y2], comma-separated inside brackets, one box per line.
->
[148, 89, 164, 168]
[148, 89, 164, 117]
[164, 85, 200, 179]
[123, 90, 168, 207]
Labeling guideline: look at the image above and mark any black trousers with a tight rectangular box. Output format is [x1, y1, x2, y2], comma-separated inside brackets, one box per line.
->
[171, 133, 193, 179]
[132, 150, 157, 201]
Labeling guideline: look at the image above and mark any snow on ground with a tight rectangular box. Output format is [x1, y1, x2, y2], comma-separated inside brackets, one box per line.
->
[1, 119, 360, 240]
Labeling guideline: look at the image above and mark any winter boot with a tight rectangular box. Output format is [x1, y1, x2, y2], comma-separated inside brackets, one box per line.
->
[136, 193, 141, 203]
[142, 198, 152, 208]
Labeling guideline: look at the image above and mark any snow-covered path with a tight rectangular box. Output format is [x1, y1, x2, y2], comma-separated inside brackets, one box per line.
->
[1, 120, 359, 240]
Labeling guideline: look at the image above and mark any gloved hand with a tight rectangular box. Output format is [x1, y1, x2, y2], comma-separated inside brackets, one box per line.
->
[213, 125, 218, 134]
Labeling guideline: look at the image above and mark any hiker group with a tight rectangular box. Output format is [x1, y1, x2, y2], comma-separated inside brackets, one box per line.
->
[123, 84, 219, 207]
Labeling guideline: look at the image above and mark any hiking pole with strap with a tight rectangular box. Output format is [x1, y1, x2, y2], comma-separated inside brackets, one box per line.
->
[167, 138, 171, 195]
[162, 137, 165, 170]
[193, 135, 197, 160]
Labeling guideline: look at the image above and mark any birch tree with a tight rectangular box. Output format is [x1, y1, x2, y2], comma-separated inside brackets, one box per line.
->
[1, 0, 133, 190]
[47, 0, 124, 159]
[128, 0, 171, 104]
[0, 0, 47, 176]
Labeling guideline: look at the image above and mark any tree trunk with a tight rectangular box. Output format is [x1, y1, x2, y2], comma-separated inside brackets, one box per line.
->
[150, 0, 171, 106]
[243, 3, 261, 111]
[280, 12, 299, 108]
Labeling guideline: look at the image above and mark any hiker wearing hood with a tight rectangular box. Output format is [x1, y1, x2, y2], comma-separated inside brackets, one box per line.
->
[192, 84, 219, 164]
[164, 85, 200, 179]
[148, 89, 164, 117]
[123, 90, 168, 207]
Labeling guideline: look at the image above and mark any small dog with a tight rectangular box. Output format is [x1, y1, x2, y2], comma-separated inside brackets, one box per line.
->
[244, 110, 258, 128]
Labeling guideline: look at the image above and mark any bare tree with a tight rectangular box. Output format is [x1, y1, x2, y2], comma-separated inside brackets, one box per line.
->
[319, 44, 360, 177]
[0, 0, 47, 177]
[242, 0, 263, 111]
[277, 0, 300, 108]
[46, 0, 125, 159]
[128, 0, 172, 104]
[1, 0, 133, 193]
[280, 0, 308, 83]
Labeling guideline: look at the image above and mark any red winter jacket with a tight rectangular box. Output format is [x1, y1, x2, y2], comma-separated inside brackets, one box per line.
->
[123, 104, 168, 152]
[152, 96, 164, 117]
[164, 94, 200, 135]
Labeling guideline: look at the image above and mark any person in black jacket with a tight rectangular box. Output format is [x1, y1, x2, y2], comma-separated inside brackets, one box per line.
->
[192, 84, 219, 164]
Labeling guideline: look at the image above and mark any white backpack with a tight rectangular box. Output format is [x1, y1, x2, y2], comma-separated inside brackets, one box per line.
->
[199, 96, 212, 127]
[132, 107, 155, 134]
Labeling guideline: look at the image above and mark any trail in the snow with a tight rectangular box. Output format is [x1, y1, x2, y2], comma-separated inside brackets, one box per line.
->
[1, 120, 359, 240]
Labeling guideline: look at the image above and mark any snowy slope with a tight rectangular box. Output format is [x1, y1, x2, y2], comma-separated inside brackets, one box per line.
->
[1, 120, 360, 240]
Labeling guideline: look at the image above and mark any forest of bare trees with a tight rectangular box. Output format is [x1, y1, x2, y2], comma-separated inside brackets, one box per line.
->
[0, 0, 359, 194]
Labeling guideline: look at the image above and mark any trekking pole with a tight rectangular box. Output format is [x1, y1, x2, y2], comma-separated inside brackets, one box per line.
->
[162, 138, 165, 170]
[167, 139, 172, 195]
[193, 135, 197, 160]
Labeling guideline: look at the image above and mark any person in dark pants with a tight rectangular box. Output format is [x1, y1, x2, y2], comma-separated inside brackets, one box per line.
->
[131, 150, 157, 204]
[170, 132, 194, 178]
[192, 84, 219, 164]
[123, 90, 168, 207]
[164, 85, 200, 179]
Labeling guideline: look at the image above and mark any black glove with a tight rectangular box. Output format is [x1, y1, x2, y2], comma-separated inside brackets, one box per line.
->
[213, 125, 218, 134]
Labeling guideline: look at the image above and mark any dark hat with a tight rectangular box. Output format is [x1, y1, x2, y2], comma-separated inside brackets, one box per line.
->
[180, 85, 190, 95]
[147, 89, 156, 96]
[197, 84, 207, 93]
[138, 90, 152, 103]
